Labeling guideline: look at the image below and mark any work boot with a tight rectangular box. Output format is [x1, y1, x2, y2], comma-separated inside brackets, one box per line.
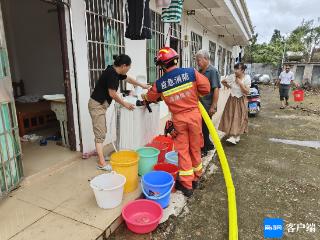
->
[201, 149, 208, 158]
[207, 144, 215, 151]
[175, 181, 193, 197]
[192, 181, 199, 189]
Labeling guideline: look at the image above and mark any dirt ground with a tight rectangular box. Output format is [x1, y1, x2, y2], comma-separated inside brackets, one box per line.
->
[292, 88, 320, 114]
[110, 85, 320, 240]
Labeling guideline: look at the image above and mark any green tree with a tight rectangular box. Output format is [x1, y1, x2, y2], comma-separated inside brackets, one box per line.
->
[243, 32, 284, 66]
[270, 29, 282, 44]
[244, 19, 320, 65]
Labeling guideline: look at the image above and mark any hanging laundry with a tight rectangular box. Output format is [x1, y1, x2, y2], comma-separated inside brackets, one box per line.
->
[161, 0, 183, 23]
[155, 0, 171, 8]
[125, 0, 152, 40]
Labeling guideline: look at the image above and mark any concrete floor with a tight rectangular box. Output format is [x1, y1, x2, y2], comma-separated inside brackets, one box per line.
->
[0, 150, 142, 240]
[0, 108, 184, 240]
[21, 141, 78, 177]
[20, 125, 79, 178]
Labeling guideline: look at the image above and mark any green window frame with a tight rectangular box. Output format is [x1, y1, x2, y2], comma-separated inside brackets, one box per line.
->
[0, 102, 23, 197]
[146, 11, 165, 84]
[0, 13, 23, 196]
[85, 0, 126, 92]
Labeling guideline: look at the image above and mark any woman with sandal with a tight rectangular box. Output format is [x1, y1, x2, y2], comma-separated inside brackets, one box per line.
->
[219, 63, 251, 145]
[89, 54, 150, 170]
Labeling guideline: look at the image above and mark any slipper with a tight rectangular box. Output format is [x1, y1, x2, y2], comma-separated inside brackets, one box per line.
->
[96, 164, 112, 171]
[226, 137, 237, 145]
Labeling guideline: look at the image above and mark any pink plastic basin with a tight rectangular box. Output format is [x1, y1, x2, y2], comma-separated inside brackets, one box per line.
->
[122, 199, 163, 234]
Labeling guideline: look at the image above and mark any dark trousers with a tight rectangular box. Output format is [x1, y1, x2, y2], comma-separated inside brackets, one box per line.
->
[279, 84, 290, 101]
[201, 109, 214, 151]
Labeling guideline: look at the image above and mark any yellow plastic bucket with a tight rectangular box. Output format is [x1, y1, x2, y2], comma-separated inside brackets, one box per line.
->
[110, 151, 139, 193]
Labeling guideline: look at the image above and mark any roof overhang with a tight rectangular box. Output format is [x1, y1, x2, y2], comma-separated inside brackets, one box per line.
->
[183, 0, 253, 46]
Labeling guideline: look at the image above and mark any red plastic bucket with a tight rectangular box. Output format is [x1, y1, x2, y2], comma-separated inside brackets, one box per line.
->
[153, 163, 178, 192]
[152, 135, 174, 152]
[146, 142, 168, 163]
[293, 89, 304, 102]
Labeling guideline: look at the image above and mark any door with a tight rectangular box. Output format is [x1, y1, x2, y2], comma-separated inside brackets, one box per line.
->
[295, 66, 305, 85]
[311, 66, 320, 87]
[0, 3, 23, 197]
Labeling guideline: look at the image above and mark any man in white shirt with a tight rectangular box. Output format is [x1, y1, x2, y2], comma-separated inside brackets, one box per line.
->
[277, 65, 297, 109]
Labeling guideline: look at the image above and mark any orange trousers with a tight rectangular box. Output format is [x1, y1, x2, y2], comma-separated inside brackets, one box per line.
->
[172, 108, 203, 189]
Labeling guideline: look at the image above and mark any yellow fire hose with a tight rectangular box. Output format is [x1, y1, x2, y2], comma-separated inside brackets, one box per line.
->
[198, 101, 238, 240]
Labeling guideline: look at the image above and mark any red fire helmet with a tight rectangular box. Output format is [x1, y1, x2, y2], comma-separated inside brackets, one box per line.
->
[154, 47, 179, 67]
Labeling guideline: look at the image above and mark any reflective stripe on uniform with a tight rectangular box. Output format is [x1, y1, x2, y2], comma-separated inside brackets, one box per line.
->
[178, 169, 194, 176]
[163, 82, 193, 97]
[193, 162, 203, 172]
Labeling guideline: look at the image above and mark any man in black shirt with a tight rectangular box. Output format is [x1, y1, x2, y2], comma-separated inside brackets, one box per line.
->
[89, 55, 150, 170]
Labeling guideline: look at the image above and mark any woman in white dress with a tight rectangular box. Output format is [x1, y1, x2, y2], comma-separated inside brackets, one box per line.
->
[219, 63, 251, 145]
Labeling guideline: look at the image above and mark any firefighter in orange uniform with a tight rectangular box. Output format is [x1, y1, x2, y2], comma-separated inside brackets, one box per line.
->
[142, 47, 210, 197]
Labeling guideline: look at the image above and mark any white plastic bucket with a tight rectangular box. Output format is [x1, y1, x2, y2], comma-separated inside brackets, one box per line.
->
[90, 172, 126, 209]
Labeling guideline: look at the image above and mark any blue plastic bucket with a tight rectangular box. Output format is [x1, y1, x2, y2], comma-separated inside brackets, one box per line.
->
[165, 151, 178, 166]
[141, 181, 174, 208]
[142, 171, 174, 197]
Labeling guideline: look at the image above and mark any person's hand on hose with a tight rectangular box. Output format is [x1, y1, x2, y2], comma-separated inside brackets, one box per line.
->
[123, 102, 135, 111]
[141, 84, 152, 90]
[141, 93, 147, 100]
[164, 120, 178, 138]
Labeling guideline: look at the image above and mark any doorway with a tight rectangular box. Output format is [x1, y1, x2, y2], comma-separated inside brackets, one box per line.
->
[311, 65, 320, 87]
[295, 66, 305, 85]
[1, 0, 77, 180]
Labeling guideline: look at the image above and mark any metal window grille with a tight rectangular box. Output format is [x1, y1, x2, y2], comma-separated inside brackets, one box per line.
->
[85, 0, 126, 92]
[226, 51, 233, 75]
[217, 46, 226, 75]
[0, 102, 23, 197]
[146, 11, 165, 84]
[221, 48, 226, 76]
[170, 23, 183, 67]
[217, 46, 222, 73]
[190, 31, 202, 68]
[0, 19, 22, 196]
[209, 41, 216, 66]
